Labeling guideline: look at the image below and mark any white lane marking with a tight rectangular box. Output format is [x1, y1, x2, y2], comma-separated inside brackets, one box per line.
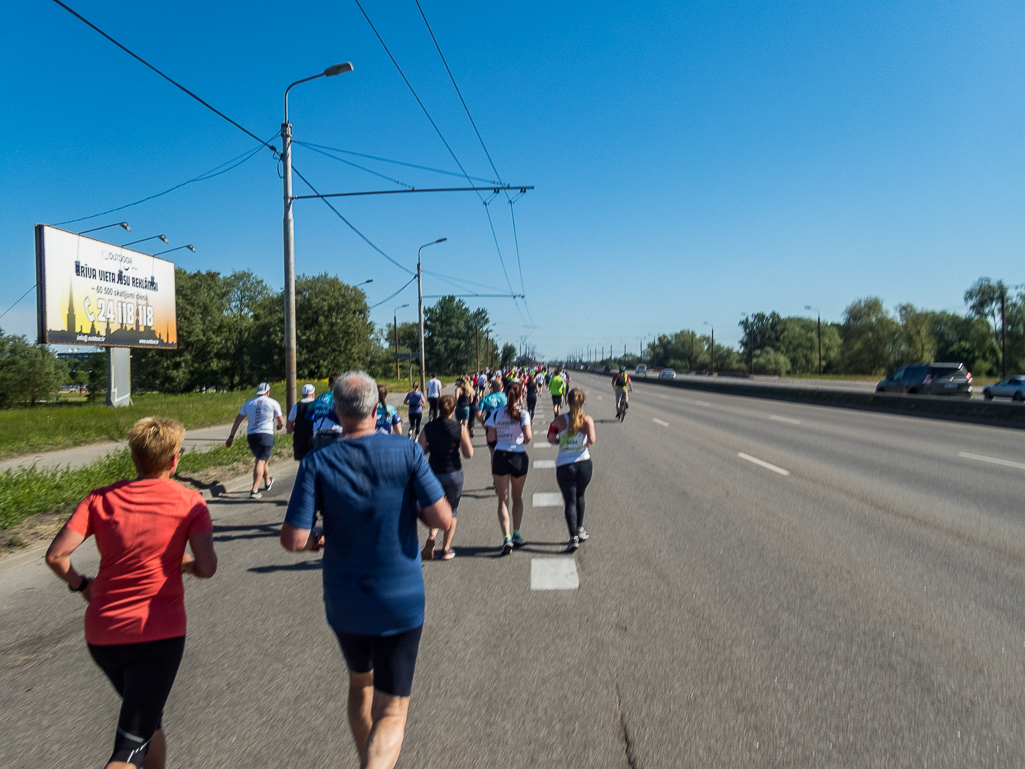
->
[770, 415, 802, 425]
[533, 459, 556, 469]
[691, 400, 711, 407]
[658, 394, 670, 399]
[737, 452, 790, 476]
[959, 452, 1025, 471]
[532, 492, 563, 507]
[596, 395, 604, 400]
[533, 441, 552, 449]
[653, 418, 669, 427]
[531, 558, 579, 590]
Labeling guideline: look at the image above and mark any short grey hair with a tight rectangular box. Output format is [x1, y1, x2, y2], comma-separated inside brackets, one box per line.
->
[333, 371, 378, 419]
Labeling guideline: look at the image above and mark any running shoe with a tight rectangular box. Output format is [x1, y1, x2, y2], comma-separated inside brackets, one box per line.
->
[566, 537, 580, 553]
[250, 490, 263, 499]
[440, 549, 456, 561]
[577, 527, 589, 541]
[511, 531, 525, 547]
[501, 536, 513, 555]
[421, 536, 436, 561]
[265, 477, 274, 492]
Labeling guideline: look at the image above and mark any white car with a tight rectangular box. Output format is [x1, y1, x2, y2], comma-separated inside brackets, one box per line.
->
[635, 364, 648, 377]
[983, 376, 1025, 402]
[658, 368, 676, 379]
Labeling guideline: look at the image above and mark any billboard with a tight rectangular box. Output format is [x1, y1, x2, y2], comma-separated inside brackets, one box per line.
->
[35, 225, 177, 349]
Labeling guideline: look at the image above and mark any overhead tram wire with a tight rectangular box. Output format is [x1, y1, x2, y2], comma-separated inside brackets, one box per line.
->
[370, 275, 418, 309]
[352, 0, 527, 326]
[0, 285, 37, 321]
[294, 141, 499, 185]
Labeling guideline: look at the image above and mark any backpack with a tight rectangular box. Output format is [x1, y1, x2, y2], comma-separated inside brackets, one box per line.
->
[616, 372, 628, 388]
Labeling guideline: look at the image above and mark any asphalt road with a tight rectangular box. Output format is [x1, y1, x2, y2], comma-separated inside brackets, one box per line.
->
[3, 374, 1024, 767]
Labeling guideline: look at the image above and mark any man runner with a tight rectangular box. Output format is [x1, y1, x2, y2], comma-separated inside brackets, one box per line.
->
[549, 368, 567, 417]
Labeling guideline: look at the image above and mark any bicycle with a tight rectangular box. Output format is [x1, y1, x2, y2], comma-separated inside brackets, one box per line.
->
[616, 397, 628, 422]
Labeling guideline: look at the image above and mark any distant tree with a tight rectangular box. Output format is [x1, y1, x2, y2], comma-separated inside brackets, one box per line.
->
[895, 303, 937, 364]
[839, 297, 899, 375]
[500, 343, 517, 369]
[777, 317, 841, 374]
[0, 331, 66, 407]
[739, 311, 783, 362]
[751, 347, 790, 376]
[963, 277, 1025, 376]
[424, 296, 476, 374]
[222, 270, 275, 390]
[294, 273, 373, 379]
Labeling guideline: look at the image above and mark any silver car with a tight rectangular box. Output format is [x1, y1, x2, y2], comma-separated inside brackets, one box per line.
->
[983, 376, 1025, 402]
[658, 368, 676, 379]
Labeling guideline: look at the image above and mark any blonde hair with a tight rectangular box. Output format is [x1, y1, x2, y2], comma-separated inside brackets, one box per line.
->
[566, 388, 586, 435]
[127, 417, 185, 476]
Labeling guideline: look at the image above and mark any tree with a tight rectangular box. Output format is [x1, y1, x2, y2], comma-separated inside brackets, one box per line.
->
[424, 296, 477, 374]
[739, 312, 783, 362]
[222, 270, 276, 390]
[777, 317, 840, 374]
[895, 304, 936, 364]
[839, 297, 899, 375]
[500, 343, 517, 369]
[293, 273, 373, 379]
[751, 347, 790, 376]
[0, 331, 66, 407]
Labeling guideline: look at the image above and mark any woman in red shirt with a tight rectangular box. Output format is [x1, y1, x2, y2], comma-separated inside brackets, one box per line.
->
[46, 417, 218, 769]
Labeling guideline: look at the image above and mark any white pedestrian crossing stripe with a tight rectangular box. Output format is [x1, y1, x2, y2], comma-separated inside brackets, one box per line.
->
[532, 492, 563, 507]
[531, 558, 579, 590]
[533, 459, 556, 469]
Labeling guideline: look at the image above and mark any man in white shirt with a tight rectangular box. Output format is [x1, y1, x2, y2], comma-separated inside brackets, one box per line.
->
[426, 373, 443, 422]
[226, 382, 284, 499]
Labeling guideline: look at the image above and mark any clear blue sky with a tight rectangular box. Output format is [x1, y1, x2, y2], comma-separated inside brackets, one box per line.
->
[2, 1, 1022, 360]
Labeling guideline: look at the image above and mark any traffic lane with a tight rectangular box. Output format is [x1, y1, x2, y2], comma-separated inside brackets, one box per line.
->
[590, 396, 1025, 766]
[622, 379, 1025, 537]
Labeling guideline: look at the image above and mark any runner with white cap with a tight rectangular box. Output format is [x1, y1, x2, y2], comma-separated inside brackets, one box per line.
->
[226, 382, 284, 498]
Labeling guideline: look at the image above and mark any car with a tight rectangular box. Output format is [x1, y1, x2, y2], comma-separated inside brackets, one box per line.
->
[658, 368, 676, 379]
[875, 362, 972, 397]
[635, 364, 648, 377]
[983, 376, 1025, 401]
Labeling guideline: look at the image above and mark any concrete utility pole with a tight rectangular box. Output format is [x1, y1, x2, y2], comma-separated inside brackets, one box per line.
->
[393, 303, 408, 380]
[417, 238, 446, 393]
[282, 62, 353, 413]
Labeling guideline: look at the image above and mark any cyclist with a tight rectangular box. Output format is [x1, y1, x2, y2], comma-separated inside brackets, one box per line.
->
[613, 365, 632, 418]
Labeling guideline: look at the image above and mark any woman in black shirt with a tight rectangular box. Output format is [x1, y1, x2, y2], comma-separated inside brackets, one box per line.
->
[418, 394, 474, 560]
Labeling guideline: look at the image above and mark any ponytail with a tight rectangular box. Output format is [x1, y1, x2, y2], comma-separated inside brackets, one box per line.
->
[378, 385, 388, 405]
[567, 388, 586, 435]
[506, 382, 523, 420]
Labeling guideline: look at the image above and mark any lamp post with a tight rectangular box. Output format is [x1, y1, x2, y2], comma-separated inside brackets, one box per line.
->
[417, 238, 447, 392]
[704, 321, 715, 375]
[282, 62, 354, 414]
[121, 235, 169, 249]
[153, 245, 195, 257]
[393, 303, 409, 380]
[804, 305, 821, 375]
[79, 222, 130, 235]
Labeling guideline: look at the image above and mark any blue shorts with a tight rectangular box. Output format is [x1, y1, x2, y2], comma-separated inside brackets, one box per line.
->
[246, 432, 274, 461]
[334, 625, 423, 697]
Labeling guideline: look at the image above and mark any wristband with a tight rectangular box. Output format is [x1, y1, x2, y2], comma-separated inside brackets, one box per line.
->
[69, 576, 90, 593]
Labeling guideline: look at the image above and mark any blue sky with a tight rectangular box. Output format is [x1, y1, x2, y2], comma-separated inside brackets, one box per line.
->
[2, 1, 1022, 360]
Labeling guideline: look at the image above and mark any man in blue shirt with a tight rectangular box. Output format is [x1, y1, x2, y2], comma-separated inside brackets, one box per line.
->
[281, 371, 452, 769]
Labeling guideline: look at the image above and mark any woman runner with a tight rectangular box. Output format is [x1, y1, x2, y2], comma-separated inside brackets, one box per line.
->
[485, 381, 532, 554]
[525, 372, 539, 422]
[418, 394, 474, 560]
[375, 385, 402, 434]
[455, 376, 476, 439]
[45, 417, 218, 769]
[403, 382, 425, 439]
[548, 388, 597, 552]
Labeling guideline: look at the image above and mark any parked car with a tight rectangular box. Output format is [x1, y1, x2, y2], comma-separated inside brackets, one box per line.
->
[635, 364, 648, 377]
[875, 362, 972, 397]
[658, 368, 676, 379]
[983, 376, 1025, 401]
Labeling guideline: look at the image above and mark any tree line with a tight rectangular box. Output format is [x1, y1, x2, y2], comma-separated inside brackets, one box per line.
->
[0, 266, 516, 407]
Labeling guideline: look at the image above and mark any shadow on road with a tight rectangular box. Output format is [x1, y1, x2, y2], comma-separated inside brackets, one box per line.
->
[212, 522, 281, 543]
[248, 559, 322, 574]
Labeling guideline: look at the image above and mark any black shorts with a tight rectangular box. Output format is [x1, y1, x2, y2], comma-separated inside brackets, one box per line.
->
[246, 432, 274, 461]
[334, 625, 423, 697]
[552, 394, 564, 407]
[88, 636, 186, 766]
[492, 449, 529, 478]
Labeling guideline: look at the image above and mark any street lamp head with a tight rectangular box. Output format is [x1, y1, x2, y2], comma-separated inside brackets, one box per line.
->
[435, 237, 448, 244]
[324, 62, 354, 77]
[159, 235, 169, 243]
[118, 222, 131, 232]
[186, 244, 196, 252]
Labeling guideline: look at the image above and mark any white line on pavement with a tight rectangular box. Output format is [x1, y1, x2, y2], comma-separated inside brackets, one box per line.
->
[533, 492, 563, 507]
[533, 442, 552, 448]
[958, 452, 1025, 471]
[653, 418, 669, 427]
[596, 395, 604, 400]
[658, 394, 670, 399]
[531, 558, 579, 590]
[692, 400, 711, 407]
[737, 452, 790, 476]
[770, 415, 802, 425]
[533, 459, 556, 469]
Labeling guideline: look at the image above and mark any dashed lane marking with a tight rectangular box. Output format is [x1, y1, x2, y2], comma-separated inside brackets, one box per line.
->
[533, 459, 556, 469]
[691, 400, 711, 407]
[737, 452, 790, 476]
[533, 492, 563, 507]
[531, 558, 579, 590]
[770, 415, 802, 425]
[653, 418, 669, 427]
[958, 452, 1025, 471]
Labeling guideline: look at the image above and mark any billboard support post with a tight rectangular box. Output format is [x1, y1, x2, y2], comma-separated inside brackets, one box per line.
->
[106, 347, 132, 407]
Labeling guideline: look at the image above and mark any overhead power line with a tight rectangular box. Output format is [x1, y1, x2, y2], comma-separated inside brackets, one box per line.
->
[292, 185, 532, 200]
[293, 141, 499, 184]
[370, 275, 418, 309]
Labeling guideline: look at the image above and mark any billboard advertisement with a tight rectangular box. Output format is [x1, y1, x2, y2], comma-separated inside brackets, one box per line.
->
[35, 225, 177, 349]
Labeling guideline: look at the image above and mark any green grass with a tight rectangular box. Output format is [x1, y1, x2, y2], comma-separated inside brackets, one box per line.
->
[0, 433, 294, 530]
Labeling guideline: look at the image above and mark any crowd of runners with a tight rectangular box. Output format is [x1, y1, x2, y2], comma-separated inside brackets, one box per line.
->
[43, 362, 618, 769]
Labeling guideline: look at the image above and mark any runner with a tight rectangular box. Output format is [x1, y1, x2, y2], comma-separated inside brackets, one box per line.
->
[485, 381, 532, 554]
[418, 394, 474, 561]
[548, 388, 597, 551]
[375, 385, 403, 435]
[426, 373, 443, 421]
[476, 378, 508, 458]
[613, 365, 632, 418]
[45, 417, 217, 769]
[286, 383, 317, 461]
[525, 371, 539, 422]
[403, 382, 425, 440]
[226, 382, 284, 499]
[549, 368, 567, 417]
[455, 376, 476, 439]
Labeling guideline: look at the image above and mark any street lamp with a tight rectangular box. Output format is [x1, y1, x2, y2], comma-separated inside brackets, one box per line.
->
[417, 238, 447, 392]
[282, 61, 354, 414]
[79, 222, 130, 235]
[704, 321, 715, 375]
[153, 245, 195, 257]
[804, 305, 821, 375]
[357, 279, 374, 287]
[393, 303, 409, 380]
[121, 235, 169, 248]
